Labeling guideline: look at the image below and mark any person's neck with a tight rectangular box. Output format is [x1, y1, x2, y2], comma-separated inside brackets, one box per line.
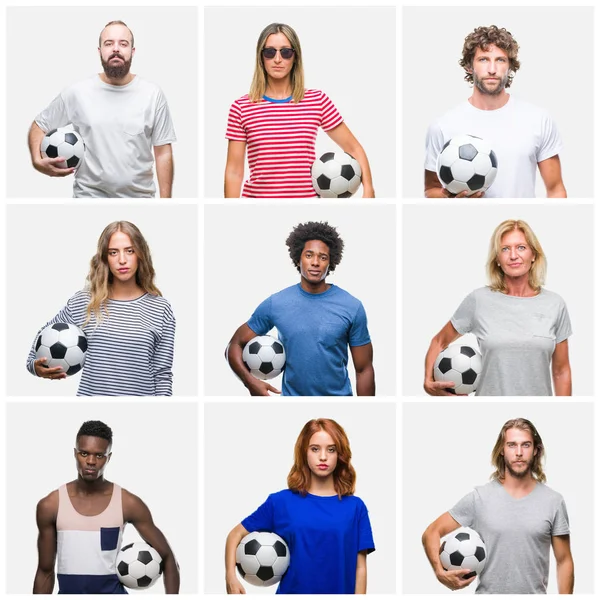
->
[73, 476, 111, 496]
[308, 475, 336, 496]
[265, 77, 292, 99]
[503, 275, 537, 297]
[109, 280, 144, 300]
[500, 471, 537, 498]
[99, 72, 135, 87]
[299, 278, 329, 294]
[469, 89, 509, 111]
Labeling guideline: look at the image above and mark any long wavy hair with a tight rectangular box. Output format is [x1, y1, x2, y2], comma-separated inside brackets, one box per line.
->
[486, 219, 547, 294]
[490, 418, 546, 483]
[287, 418, 356, 498]
[84, 221, 161, 324]
[248, 23, 305, 103]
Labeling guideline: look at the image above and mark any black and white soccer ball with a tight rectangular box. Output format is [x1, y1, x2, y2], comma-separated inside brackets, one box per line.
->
[242, 335, 286, 380]
[40, 126, 85, 170]
[35, 323, 88, 376]
[436, 134, 497, 195]
[440, 527, 487, 578]
[311, 151, 362, 198]
[236, 531, 290, 587]
[433, 344, 482, 395]
[116, 542, 163, 589]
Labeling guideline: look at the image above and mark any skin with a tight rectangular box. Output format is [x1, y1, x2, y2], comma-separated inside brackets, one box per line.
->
[224, 32, 374, 198]
[227, 240, 375, 395]
[424, 229, 571, 396]
[225, 430, 368, 594]
[34, 435, 180, 594]
[425, 44, 566, 198]
[422, 428, 574, 593]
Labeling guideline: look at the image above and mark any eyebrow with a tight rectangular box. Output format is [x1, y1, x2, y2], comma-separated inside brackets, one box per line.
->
[108, 246, 134, 251]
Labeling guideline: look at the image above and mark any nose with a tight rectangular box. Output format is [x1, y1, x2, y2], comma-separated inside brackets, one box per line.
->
[86, 454, 97, 465]
[118, 251, 127, 264]
[273, 50, 283, 64]
[509, 247, 518, 260]
[311, 255, 319, 266]
[319, 449, 328, 462]
[515, 446, 523, 457]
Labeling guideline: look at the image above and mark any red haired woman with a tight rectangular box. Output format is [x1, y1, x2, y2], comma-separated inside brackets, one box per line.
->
[225, 418, 375, 594]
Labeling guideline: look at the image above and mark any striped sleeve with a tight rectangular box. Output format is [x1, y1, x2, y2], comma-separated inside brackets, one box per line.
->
[319, 91, 344, 132]
[153, 305, 176, 396]
[226, 99, 247, 142]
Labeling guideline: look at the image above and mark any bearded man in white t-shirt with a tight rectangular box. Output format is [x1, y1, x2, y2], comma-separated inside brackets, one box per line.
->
[27, 20, 176, 198]
[424, 25, 567, 198]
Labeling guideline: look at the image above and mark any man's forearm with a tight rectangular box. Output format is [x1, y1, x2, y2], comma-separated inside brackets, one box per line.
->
[356, 365, 375, 396]
[28, 121, 45, 166]
[155, 147, 174, 198]
[557, 557, 574, 594]
[162, 554, 180, 594]
[33, 568, 55, 594]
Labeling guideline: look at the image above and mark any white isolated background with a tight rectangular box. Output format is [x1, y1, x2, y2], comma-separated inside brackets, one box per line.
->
[204, 204, 396, 396]
[6, 203, 198, 396]
[402, 402, 594, 594]
[204, 401, 396, 594]
[5, 401, 198, 594]
[402, 6, 594, 198]
[6, 6, 198, 198]
[204, 6, 396, 198]
[402, 203, 594, 396]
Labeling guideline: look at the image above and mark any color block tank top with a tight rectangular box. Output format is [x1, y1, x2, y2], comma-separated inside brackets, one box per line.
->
[56, 483, 127, 594]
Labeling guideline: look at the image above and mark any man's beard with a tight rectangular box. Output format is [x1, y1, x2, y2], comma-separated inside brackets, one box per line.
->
[505, 457, 534, 479]
[101, 54, 132, 80]
[473, 71, 509, 96]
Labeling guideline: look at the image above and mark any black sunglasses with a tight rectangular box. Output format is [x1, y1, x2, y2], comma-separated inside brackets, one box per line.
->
[262, 47, 295, 60]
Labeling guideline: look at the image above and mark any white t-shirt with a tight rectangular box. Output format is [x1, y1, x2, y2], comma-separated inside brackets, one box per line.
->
[425, 96, 562, 198]
[36, 75, 176, 198]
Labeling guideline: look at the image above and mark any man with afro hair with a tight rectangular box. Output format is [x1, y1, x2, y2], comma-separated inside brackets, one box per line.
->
[33, 420, 180, 594]
[227, 221, 375, 396]
[424, 25, 566, 198]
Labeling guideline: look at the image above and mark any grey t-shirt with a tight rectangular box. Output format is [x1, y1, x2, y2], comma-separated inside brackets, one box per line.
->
[36, 75, 176, 198]
[451, 287, 572, 396]
[450, 480, 570, 594]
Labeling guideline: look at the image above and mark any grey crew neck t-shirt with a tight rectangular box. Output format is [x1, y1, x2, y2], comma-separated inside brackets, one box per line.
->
[451, 287, 572, 396]
[450, 480, 569, 594]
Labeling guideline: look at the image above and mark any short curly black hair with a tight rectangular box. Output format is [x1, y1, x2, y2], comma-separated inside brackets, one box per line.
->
[76, 420, 113, 445]
[286, 221, 344, 273]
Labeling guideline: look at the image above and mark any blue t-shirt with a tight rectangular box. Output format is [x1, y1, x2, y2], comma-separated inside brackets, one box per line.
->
[247, 284, 371, 396]
[242, 489, 375, 594]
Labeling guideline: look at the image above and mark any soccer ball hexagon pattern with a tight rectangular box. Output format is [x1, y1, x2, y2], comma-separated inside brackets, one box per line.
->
[40, 126, 85, 170]
[242, 335, 286, 380]
[236, 531, 290, 587]
[311, 151, 362, 198]
[436, 134, 498, 195]
[434, 344, 482, 395]
[35, 323, 88, 376]
[440, 527, 487, 578]
[116, 542, 163, 589]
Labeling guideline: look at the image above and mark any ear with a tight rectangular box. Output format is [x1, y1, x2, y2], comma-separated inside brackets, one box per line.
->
[131, 47, 136, 58]
[107, 452, 112, 463]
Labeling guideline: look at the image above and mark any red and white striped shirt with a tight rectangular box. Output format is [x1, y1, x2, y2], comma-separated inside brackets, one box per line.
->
[226, 89, 343, 198]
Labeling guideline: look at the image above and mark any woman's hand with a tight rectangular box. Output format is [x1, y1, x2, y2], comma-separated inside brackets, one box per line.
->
[423, 379, 464, 396]
[226, 574, 246, 594]
[34, 357, 66, 379]
[362, 186, 375, 198]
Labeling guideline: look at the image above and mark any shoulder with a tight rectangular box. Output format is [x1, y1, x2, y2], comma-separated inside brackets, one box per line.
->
[66, 289, 91, 309]
[231, 94, 252, 108]
[37, 489, 59, 520]
[121, 487, 152, 520]
[264, 489, 296, 505]
[539, 288, 567, 305]
[432, 100, 472, 125]
[467, 286, 493, 300]
[536, 482, 566, 504]
[509, 96, 552, 118]
[343, 494, 368, 509]
[62, 76, 99, 96]
[141, 293, 174, 314]
[303, 88, 335, 104]
[270, 284, 300, 299]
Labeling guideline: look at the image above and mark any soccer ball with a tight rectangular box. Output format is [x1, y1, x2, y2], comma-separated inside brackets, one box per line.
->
[236, 531, 290, 587]
[311, 151, 362, 198]
[436, 134, 497, 195]
[35, 323, 88, 376]
[242, 335, 286, 380]
[40, 126, 85, 170]
[116, 542, 163, 589]
[440, 527, 487, 578]
[433, 344, 482, 395]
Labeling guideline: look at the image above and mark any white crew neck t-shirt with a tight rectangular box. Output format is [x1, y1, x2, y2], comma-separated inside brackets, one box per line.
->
[425, 95, 562, 198]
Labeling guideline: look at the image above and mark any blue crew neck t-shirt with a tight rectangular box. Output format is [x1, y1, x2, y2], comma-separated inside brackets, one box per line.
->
[242, 489, 375, 594]
[247, 284, 371, 396]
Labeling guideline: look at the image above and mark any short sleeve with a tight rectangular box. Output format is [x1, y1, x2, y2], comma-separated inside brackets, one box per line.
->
[449, 489, 476, 528]
[349, 302, 371, 347]
[226, 100, 247, 142]
[424, 121, 445, 172]
[247, 296, 274, 336]
[551, 497, 570, 536]
[554, 297, 572, 344]
[151, 89, 177, 146]
[241, 495, 275, 533]
[357, 499, 375, 554]
[319, 92, 343, 132]
[451, 291, 476, 335]
[35, 94, 69, 133]
[537, 112, 562, 163]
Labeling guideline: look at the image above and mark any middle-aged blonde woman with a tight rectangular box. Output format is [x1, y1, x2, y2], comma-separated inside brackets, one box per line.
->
[424, 219, 572, 396]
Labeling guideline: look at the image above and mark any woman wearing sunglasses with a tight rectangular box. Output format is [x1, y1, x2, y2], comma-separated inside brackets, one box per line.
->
[224, 23, 375, 198]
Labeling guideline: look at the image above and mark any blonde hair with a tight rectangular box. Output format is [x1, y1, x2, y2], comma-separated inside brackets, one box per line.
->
[490, 418, 546, 483]
[249, 23, 305, 103]
[84, 221, 161, 324]
[486, 219, 547, 293]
